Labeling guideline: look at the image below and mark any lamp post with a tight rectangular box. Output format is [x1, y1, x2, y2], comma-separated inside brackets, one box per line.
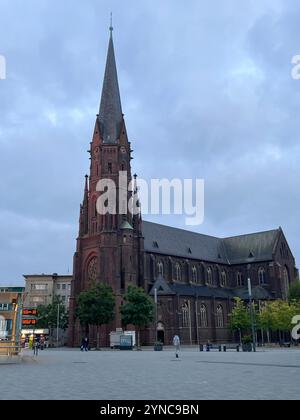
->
[154, 288, 158, 343]
[56, 302, 60, 348]
[248, 276, 257, 352]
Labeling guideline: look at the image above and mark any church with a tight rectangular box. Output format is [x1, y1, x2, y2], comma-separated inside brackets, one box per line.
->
[68, 27, 298, 347]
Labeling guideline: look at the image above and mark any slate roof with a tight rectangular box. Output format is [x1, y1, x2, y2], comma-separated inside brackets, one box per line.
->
[223, 230, 279, 264]
[99, 32, 123, 144]
[151, 282, 273, 300]
[142, 221, 280, 265]
[142, 221, 228, 263]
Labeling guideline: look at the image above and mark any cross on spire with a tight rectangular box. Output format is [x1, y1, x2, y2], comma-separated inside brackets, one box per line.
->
[109, 12, 113, 36]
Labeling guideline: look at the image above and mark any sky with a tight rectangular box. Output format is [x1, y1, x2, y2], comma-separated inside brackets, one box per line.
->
[0, 0, 300, 286]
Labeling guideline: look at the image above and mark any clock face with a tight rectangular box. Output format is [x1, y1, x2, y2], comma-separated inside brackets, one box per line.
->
[120, 146, 126, 154]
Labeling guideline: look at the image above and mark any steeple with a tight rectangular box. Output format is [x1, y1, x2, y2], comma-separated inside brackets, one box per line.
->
[98, 21, 123, 144]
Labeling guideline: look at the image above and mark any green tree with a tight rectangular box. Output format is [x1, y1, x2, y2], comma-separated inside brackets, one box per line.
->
[120, 285, 154, 349]
[270, 300, 297, 341]
[257, 302, 273, 343]
[76, 283, 115, 349]
[288, 281, 300, 303]
[229, 298, 251, 344]
[36, 297, 69, 344]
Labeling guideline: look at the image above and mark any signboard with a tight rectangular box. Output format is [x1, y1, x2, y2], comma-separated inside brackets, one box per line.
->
[22, 319, 37, 326]
[120, 335, 133, 350]
[21, 329, 49, 335]
[23, 309, 38, 317]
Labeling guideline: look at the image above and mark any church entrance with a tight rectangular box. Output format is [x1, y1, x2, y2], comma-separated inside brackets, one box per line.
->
[157, 330, 165, 344]
[157, 322, 165, 344]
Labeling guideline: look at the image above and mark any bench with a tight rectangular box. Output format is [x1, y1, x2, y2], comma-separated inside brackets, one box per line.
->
[280, 342, 291, 348]
[204, 344, 222, 352]
[223, 344, 240, 352]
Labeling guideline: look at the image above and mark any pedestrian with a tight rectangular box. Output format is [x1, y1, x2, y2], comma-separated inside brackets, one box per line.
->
[173, 334, 181, 359]
[33, 339, 39, 357]
[206, 340, 211, 352]
[81, 337, 89, 352]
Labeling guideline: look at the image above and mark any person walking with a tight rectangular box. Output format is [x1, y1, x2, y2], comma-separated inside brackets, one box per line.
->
[173, 334, 181, 359]
[33, 339, 39, 357]
[81, 337, 89, 352]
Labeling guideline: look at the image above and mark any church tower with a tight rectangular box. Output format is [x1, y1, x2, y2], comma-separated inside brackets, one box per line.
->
[68, 25, 143, 347]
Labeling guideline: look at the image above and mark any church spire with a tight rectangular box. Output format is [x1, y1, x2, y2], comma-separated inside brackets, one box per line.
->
[99, 20, 123, 144]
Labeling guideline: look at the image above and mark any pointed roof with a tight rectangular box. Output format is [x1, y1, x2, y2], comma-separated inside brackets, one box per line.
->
[99, 28, 123, 144]
[142, 221, 281, 265]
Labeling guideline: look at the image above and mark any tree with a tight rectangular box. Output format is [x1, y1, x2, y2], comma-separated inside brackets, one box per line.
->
[36, 297, 69, 344]
[76, 283, 115, 349]
[257, 302, 273, 343]
[120, 285, 154, 349]
[269, 300, 297, 341]
[288, 281, 300, 303]
[229, 298, 251, 344]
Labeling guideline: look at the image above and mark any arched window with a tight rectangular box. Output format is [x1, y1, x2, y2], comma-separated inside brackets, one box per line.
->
[216, 305, 224, 328]
[282, 267, 290, 300]
[182, 303, 189, 327]
[258, 267, 266, 285]
[157, 261, 164, 277]
[176, 263, 182, 282]
[192, 266, 198, 283]
[207, 267, 213, 285]
[237, 272, 243, 287]
[220, 271, 227, 287]
[200, 304, 208, 328]
[93, 199, 97, 218]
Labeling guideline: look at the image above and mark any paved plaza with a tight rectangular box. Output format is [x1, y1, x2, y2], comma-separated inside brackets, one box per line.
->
[0, 347, 299, 400]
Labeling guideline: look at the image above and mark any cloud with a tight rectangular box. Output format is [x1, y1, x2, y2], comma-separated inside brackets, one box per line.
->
[0, 0, 299, 285]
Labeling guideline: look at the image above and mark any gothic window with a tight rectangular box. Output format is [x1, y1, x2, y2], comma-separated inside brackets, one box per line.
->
[192, 266, 198, 283]
[182, 303, 189, 327]
[282, 266, 290, 300]
[200, 304, 208, 328]
[108, 162, 112, 174]
[207, 267, 213, 285]
[87, 257, 98, 284]
[258, 267, 266, 285]
[216, 305, 224, 328]
[157, 261, 164, 277]
[176, 263, 182, 282]
[220, 271, 227, 287]
[237, 272, 243, 287]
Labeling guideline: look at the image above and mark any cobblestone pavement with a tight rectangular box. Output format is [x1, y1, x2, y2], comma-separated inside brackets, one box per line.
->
[0, 348, 299, 400]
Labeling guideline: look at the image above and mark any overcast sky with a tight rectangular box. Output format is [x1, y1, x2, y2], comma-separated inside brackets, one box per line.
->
[0, 0, 299, 286]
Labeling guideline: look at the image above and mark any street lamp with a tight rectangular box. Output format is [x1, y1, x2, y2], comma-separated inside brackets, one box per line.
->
[56, 301, 60, 348]
[154, 288, 158, 343]
[247, 273, 257, 353]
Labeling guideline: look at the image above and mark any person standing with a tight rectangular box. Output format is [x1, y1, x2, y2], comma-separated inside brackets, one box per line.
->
[173, 334, 181, 359]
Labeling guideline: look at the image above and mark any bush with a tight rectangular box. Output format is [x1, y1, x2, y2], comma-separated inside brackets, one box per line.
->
[242, 335, 252, 344]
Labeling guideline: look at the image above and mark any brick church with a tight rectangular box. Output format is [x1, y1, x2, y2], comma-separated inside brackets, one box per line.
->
[68, 28, 298, 347]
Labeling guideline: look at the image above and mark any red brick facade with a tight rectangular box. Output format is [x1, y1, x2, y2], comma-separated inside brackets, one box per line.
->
[68, 31, 298, 348]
